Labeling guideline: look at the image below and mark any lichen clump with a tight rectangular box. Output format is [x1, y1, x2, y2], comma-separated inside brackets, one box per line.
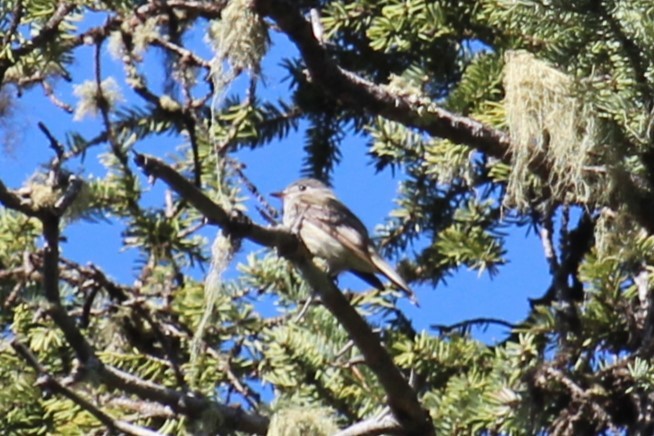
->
[503, 50, 600, 209]
[207, 0, 269, 96]
[267, 407, 339, 436]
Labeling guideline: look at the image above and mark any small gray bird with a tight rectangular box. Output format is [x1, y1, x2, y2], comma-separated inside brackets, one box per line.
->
[272, 178, 418, 305]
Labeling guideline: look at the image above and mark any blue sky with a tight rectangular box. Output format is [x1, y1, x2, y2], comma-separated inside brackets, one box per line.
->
[0, 13, 550, 343]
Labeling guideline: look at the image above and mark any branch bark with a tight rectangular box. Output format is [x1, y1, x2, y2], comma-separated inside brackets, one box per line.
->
[96, 364, 269, 434]
[335, 414, 403, 436]
[0, 178, 41, 217]
[134, 153, 434, 435]
[254, 0, 512, 160]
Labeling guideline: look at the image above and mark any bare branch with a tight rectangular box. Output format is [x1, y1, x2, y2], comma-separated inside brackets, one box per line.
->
[540, 210, 559, 275]
[42, 80, 74, 113]
[40, 184, 95, 363]
[335, 415, 403, 436]
[150, 36, 212, 69]
[97, 364, 269, 434]
[309, 8, 325, 44]
[37, 122, 65, 161]
[58, 257, 131, 302]
[431, 317, 516, 334]
[228, 157, 280, 225]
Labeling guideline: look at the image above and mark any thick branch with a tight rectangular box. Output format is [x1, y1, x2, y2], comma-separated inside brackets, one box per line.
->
[40, 200, 96, 363]
[254, 0, 511, 160]
[252, 0, 654, 237]
[133, 153, 433, 435]
[133, 153, 294, 249]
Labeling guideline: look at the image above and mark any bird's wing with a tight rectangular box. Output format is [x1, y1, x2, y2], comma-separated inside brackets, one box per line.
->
[301, 197, 375, 269]
[350, 270, 386, 290]
[300, 197, 419, 305]
[369, 252, 419, 306]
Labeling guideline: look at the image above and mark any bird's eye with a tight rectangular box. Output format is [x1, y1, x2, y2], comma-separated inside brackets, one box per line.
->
[298, 184, 306, 192]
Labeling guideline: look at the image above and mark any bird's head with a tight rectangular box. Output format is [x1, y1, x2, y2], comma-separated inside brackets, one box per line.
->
[271, 178, 336, 204]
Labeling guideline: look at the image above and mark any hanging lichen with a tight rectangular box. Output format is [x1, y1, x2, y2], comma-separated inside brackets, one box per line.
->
[267, 406, 339, 436]
[503, 50, 600, 209]
[207, 0, 269, 99]
[188, 2, 267, 384]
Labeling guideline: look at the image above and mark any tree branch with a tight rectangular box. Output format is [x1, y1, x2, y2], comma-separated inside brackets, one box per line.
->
[335, 414, 403, 436]
[0, 2, 76, 84]
[39, 179, 96, 363]
[11, 340, 164, 436]
[431, 317, 516, 334]
[96, 364, 269, 434]
[0, 178, 41, 217]
[254, 0, 511, 160]
[252, 0, 654, 238]
[133, 153, 434, 435]
[538, 365, 617, 433]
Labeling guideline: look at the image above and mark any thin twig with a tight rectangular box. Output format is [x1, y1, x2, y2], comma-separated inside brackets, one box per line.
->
[150, 36, 212, 69]
[42, 80, 74, 113]
[228, 157, 279, 224]
[431, 317, 516, 334]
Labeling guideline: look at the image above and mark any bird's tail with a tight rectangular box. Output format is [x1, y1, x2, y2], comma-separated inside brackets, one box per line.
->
[370, 253, 419, 306]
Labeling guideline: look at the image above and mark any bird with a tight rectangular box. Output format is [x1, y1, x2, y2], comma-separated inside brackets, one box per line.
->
[271, 178, 418, 305]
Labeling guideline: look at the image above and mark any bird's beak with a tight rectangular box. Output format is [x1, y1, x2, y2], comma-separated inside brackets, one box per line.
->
[270, 191, 284, 198]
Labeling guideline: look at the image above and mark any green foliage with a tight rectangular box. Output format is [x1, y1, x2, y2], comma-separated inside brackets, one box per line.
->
[0, 343, 51, 435]
[0, 210, 39, 265]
